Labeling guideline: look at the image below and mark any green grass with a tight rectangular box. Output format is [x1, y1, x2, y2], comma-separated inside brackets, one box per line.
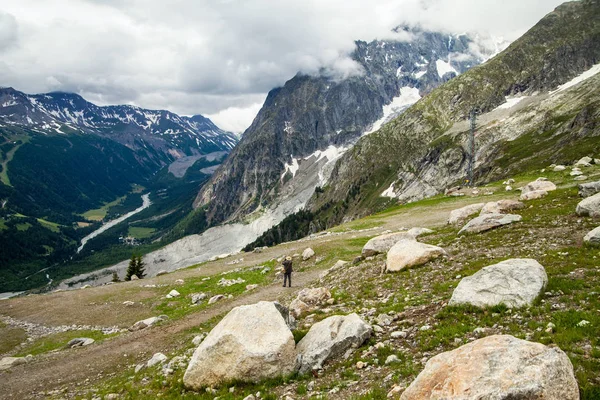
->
[36, 218, 61, 233]
[15, 330, 117, 357]
[82, 195, 126, 221]
[0, 218, 7, 231]
[0, 324, 27, 355]
[0, 135, 30, 186]
[128, 226, 156, 239]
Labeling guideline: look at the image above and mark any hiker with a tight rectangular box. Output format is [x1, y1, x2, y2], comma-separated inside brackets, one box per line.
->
[282, 256, 293, 287]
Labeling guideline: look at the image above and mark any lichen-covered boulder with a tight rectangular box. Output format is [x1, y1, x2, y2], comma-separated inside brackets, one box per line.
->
[521, 179, 557, 195]
[296, 313, 371, 373]
[386, 240, 446, 272]
[458, 213, 521, 235]
[183, 301, 297, 389]
[449, 258, 547, 308]
[576, 192, 600, 217]
[401, 335, 579, 400]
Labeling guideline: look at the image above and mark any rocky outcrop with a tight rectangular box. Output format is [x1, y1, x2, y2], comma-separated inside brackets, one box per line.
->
[449, 259, 547, 308]
[183, 301, 297, 389]
[296, 313, 371, 373]
[576, 192, 600, 217]
[579, 180, 600, 198]
[480, 200, 525, 215]
[584, 226, 600, 245]
[458, 213, 522, 235]
[400, 335, 579, 400]
[362, 232, 415, 257]
[448, 203, 485, 225]
[386, 240, 446, 272]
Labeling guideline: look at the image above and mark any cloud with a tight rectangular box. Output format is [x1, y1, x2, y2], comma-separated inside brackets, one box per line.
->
[0, 0, 565, 132]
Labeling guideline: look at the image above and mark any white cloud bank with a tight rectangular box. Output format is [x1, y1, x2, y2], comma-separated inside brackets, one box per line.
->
[0, 0, 565, 132]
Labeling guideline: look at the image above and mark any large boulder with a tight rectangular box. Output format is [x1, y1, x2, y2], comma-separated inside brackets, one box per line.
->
[400, 335, 579, 400]
[579, 180, 600, 198]
[406, 227, 433, 237]
[386, 240, 446, 272]
[584, 226, 600, 245]
[361, 232, 415, 257]
[449, 259, 547, 308]
[296, 313, 371, 373]
[448, 203, 485, 225]
[521, 179, 557, 195]
[458, 213, 522, 235]
[480, 200, 525, 215]
[183, 301, 297, 389]
[576, 192, 600, 217]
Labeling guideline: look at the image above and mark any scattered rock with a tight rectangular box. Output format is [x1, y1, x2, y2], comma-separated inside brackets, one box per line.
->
[449, 259, 548, 308]
[289, 298, 312, 319]
[362, 232, 415, 257]
[246, 284, 259, 291]
[386, 240, 446, 272]
[570, 170, 583, 176]
[448, 203, 485, 225]
[584, 226, 600, 245]
[130, 315, 168, 331]
[66, 338, 95, 348]
[302, 248, 315, 261]
[297, 313, 371, 374]
[575, 156, 593, 166]
[147, 353, 168, 368]
[574, 175, 588, 181]
[480, 200, 525, 215]
[520, 190, 548, 201]
[458, 213, 522, 235]
[166, 289, 180, 298]
[174, 279, 185, 284]
[130, 275, 139, 281]
[156, 270, 168, 276]
[400, 335, 578, 400]
[579, 181, 600, 198]
[191, 293, 208, 304]
[208, 294, 225, 305]
[183, 301, 297, 389]
[521, 179, 557, 196]
[192, 334, 206, 346]
[0, 357, 27, 371]
[298, 287, 331, 305]
[385, 355, 400, 365]
[122, 301, 135, 306]
[218, 277, 246, 287]
[576, 192, 600, 217]
[553, 165, 566, 172]
[391, 331, 408, 339]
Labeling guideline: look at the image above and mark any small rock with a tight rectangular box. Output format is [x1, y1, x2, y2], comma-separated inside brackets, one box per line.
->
[147, 353, 168, 368]
[122, 301, 135, 306]
[520, 190, 548, 201]
[167, 289, 180, 298]
[391, 331, 408, 339]
[302, 248, 315, 261]
[67, 338, 95, 348]
[420, 325, 431, 331]
[553, 165, 566, 172]
[385, 355, 400, 365]
[192, 334, 206, 346]
[191, 293, 208, 304]
[577, 320, 590, 327]
[356, 361, 366, 369]
[245, 284, 258, 291]
[208, 294, 225, 305]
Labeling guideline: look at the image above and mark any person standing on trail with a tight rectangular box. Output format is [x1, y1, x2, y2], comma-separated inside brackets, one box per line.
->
[283, 256, 293, 287]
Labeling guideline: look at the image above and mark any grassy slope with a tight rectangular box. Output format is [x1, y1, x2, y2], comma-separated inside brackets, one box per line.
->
[1, 165, 597, 399]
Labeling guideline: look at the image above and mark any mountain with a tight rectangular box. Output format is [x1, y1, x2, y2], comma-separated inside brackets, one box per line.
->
[0, 89, 238, 292]
[0, 88, 237, 164]
[280, 0, 600, 233]
[194, 29, 500, 226]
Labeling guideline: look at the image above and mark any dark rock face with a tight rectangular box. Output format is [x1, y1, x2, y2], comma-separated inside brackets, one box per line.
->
[0, 88, 238, 166]
[195, 29, 488, 224]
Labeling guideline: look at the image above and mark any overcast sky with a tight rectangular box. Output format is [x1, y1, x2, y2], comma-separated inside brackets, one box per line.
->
[0, 0, 565, 132]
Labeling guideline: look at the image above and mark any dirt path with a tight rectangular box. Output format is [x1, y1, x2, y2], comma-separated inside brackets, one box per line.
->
[0, 269, 323, 400]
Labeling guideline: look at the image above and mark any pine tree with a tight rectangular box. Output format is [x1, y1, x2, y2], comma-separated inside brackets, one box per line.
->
[135, 255, 146, 279]
[125, 254, 137, 281]
[111, 271, 120, 282]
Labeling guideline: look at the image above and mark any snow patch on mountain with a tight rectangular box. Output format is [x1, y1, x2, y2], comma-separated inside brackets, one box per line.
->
[365, 86, 421, 135]
[281, 156, 300, 179]
[551, 63, 600, 94]
[436, 60, 458, 78]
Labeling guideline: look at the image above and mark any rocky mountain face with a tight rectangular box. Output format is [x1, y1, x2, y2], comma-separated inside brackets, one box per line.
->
[0, 88, 238, 166]
[306, 0, 600, 225]
[194, 29, 498, 225]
